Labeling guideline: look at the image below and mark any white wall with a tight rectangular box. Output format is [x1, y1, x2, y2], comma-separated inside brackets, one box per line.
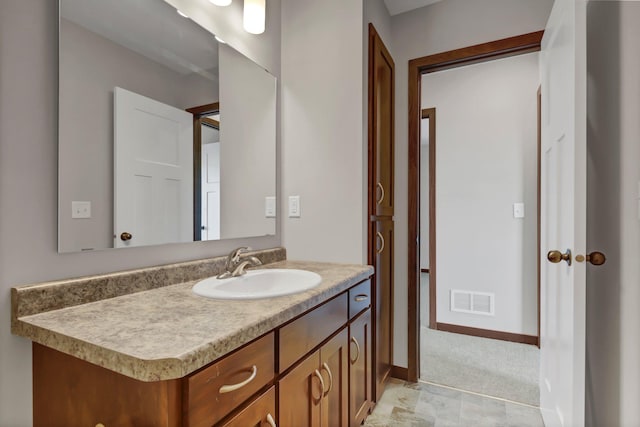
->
[0, 0, 280, 424]
[281, 0, 365, 264]
[390, 0, 553, 367]
[586, 2, 640, 426]
[423, 53, 539, 335]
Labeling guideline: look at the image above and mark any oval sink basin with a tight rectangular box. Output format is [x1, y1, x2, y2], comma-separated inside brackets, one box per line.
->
[192, 269, 322, 300]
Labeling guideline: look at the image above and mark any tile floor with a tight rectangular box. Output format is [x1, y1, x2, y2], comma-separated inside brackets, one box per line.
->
[364, 378, 545, 427]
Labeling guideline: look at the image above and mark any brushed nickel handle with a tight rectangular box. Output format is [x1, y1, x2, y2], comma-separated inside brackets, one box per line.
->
[266, 413, 277, 427]
[575, 251, 606, 266]
[376, 232, 385, 254]
[313, 369, 325, 400]
[547, 249, 572, 266]
[321, 362, 333, 395]
[219, 365, 257, 394]
[354, 294, 369, 302]
[120, 232, 132, 241]
[350, 336, 360, 364]
[376, 182, 385, 205]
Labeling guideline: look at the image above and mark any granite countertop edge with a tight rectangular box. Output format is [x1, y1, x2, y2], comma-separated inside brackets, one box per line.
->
[14, 261, 374, 382]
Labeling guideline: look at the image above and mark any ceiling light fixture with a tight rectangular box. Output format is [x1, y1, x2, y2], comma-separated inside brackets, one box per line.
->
[243, 0, 265, 34]
[177, 9, 189, 18]
[209, 0, 232, 6]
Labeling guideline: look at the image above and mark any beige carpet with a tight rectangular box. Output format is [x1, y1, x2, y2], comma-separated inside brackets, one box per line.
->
[420, 327, 540, 406]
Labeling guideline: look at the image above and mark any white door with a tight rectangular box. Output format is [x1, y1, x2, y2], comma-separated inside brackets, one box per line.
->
[539, 0, 587, 426]
[114, 87, 193, 248]
[201, 139, 220, 241]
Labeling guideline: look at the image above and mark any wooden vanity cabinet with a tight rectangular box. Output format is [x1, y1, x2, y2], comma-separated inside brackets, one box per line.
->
[347, 280, 373, 427]
[279, 329, 349, 427]
[32, 279, 373, 427]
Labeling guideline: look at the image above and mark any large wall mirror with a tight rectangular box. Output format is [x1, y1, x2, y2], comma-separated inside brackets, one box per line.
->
[58, 0, 277, 253]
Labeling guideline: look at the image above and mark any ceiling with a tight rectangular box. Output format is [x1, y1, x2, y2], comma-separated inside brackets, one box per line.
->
[383, 0, 444, 16]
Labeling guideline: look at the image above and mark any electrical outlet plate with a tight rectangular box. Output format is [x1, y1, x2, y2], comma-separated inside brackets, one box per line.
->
[72, 201, 91, 219]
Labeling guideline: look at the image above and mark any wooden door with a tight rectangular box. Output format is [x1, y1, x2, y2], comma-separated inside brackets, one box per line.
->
[320, 330, 349, 427]
[114, 87, 193, 248]
[218, 387, 277, 427]
[539, 0, 588, 425]
[368, 23, 395, 403]
[278, 351, 322, 427]
[349, 309, 372, 427]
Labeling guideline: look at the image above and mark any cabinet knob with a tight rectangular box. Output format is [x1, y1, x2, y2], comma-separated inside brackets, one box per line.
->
[120, 232, 133, 241]
[547, 249, 572, 266]
[266, 413, 277, 427]
[95, 424, 105, 427]
[575, 251, 606, 266]
[376, 182, 385, 205]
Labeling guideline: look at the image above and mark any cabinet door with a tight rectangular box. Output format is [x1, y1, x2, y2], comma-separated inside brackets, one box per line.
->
[368, 24, 395, 218]
[279, 350, 322, 427]
[349, 309, 372, 427]
[219, 387, 276, 427]
[373, 218, 393, 401]
[320, 329, 349, 427]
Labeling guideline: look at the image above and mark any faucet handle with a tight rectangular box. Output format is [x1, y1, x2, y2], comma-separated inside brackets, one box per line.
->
[231, 246, 252, 262]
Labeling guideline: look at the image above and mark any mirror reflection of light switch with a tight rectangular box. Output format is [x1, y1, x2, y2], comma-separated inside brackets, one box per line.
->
[513, 202, 525, 219]
[288, 196, 301, 218]
[265, 196, 276, 218]
[72, 201, 91, 219]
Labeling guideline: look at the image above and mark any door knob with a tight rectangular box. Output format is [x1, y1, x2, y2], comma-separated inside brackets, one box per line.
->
[575, 251, 606, 266]
[120, 232, 133, 241]
[547, 249, 572, 266]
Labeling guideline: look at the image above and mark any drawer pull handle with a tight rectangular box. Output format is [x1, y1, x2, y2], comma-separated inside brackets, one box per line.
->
[354, 294, 368, 302]
[314, 369, 326, 399]
[321, 362, 333, 395]
[350, 337, 360, 364]
[266, 413, 277, 427]
[219, 365, 257, 394]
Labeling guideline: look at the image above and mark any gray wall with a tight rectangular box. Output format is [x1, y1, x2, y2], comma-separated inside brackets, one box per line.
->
[424, 53, 539, 335]
[586, 2, 640, 426]
[390, 0, 553, 367]
[281, 0, 365, 264]
[0, 0, 280, 424]
[219, 44, 276, 239]
[58, 18, 218, 252]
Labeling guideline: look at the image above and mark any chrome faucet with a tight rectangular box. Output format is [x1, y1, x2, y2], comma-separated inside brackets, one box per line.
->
[217, 247, 262, 279]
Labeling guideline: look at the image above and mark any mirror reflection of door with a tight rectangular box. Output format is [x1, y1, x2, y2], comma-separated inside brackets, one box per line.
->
[201, 115, 221, 241]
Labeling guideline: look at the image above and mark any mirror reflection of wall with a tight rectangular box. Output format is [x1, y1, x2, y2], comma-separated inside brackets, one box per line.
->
[58, 0, 276, 253]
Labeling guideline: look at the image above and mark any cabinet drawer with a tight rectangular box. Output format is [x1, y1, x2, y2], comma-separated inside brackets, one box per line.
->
[348, 280, 371, 319]
[218, 386, 276, 427]
[184, 332, 275, 427]
[279, 293, 348, 372]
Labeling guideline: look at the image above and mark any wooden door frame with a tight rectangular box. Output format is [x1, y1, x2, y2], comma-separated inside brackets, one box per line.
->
[186, 102, 219, 241]
[406, 31, 544, 382]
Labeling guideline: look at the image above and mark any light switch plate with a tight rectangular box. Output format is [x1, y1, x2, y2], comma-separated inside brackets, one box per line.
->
[513, 202, 525, 219]
[72, 201, 91, 219]
[265, 196, 276, 218]
[288, 195, 301, 218]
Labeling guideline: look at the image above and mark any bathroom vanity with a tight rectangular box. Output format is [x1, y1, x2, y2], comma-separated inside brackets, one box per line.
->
[12, 249, 374, 427]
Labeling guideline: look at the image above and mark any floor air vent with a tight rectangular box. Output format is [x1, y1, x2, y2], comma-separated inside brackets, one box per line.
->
[450, 290, 495, 316]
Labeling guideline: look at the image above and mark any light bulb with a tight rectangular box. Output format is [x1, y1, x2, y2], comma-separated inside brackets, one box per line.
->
[243, 0, 265, 34]
[209, 0, 232, 6]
